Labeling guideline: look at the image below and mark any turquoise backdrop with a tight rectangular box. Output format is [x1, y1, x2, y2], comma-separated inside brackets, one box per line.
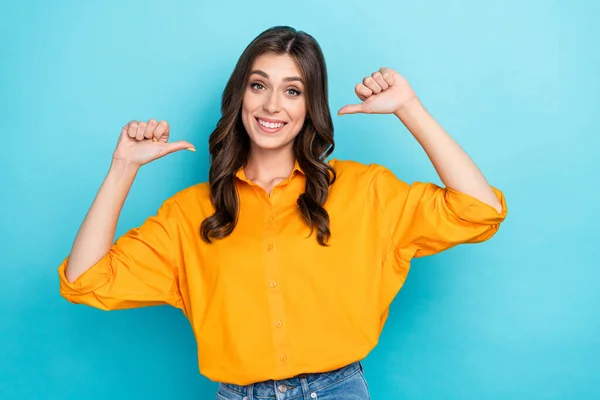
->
[1, 0, 598, 399]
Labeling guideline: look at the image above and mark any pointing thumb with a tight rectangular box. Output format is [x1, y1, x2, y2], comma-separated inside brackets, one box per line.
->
[337, 104, 363, 116]
[164, 140, 196, 155]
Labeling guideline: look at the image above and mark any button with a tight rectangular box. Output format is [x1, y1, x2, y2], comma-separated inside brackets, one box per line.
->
[277, 384, 288, 393]
[275, 320, 282, 328]
[269, 281, 277, 288]
[280, 354, 287, 362]
[266, 244, 274, 251]
[311, 393, 317, 399]
[267, 216, 274, 223]
[243, 397, 249, 400]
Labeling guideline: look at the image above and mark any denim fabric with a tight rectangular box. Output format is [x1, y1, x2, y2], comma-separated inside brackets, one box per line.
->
[216, 361, 370, 400]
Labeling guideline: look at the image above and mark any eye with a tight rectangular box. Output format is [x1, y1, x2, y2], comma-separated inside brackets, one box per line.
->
[250, 82, 265, 91]
[286, 88, 301, 96]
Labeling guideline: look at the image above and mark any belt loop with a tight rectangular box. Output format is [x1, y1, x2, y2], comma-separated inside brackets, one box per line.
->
[248, 382, 254, 400]
[299, 374, 311, 400]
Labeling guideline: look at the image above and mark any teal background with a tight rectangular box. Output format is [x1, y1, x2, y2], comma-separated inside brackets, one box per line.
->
[1, 0, 598, 399]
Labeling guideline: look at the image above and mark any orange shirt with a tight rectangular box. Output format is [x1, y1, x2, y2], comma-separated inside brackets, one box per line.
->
[57, 159, 507, 385]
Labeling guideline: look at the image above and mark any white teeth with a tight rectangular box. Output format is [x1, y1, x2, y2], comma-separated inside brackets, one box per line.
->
[258, 119, 285, 129]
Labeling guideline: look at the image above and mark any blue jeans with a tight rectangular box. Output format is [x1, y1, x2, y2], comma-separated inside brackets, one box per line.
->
[216, 361, 370, 399]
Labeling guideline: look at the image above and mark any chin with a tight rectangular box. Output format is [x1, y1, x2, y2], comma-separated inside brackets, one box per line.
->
[249, 135, 295, 152]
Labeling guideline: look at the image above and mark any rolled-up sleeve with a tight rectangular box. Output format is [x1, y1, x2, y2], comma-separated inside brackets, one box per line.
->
[372, 166, 507, 262]
[57, 198, 183, 311]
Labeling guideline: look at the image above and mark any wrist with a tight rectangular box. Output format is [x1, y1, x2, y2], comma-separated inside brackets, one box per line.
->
[393, 97, 423, 121]
[109, 157, 141, 177]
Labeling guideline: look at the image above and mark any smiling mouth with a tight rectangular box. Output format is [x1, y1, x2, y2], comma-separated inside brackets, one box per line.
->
[256, 118, 287, 133]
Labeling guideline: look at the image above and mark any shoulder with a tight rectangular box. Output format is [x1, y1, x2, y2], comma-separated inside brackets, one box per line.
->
[328, 158, 395, 183]
[158, 181, 213, 218]
[328, 158, 412, 198]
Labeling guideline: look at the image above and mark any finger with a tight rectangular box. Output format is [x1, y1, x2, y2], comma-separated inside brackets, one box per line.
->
[163, 140, 196, 155]
[363, 76, 382, 93]
[136, 122, 147, 141]
[379, 67, 395, 86]
[127, 121, 139, 139]
[145, 119, 158, 139]
[372, 71, 389, 90]
[337, 104, 364, 115]
[355, 83, 372, 101]
[153, 120, 170, 142]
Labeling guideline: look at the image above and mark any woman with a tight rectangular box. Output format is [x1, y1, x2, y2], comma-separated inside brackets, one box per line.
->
[59, 26, 507, 399]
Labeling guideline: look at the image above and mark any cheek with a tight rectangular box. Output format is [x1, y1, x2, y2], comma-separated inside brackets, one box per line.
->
[290, 100, 307, 123]
[241, 95, 250, 116]
[242, 92, 259, 115]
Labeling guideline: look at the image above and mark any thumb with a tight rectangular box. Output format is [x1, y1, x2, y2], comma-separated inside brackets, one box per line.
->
[337, 104, 364, 116]
[163, 140, 196, 155]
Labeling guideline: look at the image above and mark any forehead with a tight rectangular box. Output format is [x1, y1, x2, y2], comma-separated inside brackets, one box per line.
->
[250, 53, 303, 81]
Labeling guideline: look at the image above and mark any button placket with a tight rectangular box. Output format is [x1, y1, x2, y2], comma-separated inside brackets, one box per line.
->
[263, 205, 292, 374]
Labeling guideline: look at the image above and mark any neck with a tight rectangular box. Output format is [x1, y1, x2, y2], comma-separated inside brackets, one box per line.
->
[245, 146, 295, 181]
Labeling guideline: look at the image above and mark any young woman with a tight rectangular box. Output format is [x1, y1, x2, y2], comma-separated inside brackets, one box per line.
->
[59, 26, 507, 399]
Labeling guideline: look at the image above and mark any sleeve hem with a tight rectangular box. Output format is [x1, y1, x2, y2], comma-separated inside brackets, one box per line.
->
[58, 255, 111, 296]
[445, 186, 507, 224]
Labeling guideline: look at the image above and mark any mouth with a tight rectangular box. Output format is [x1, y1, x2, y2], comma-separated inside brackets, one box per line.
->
[255, 117, 287, 134]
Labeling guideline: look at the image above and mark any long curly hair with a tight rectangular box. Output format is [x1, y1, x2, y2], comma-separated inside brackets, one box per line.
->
[201, 26, 336, 245]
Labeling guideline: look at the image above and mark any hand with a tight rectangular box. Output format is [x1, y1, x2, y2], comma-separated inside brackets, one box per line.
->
[337, 67, 418, 116]
[112, 119, 195, 167]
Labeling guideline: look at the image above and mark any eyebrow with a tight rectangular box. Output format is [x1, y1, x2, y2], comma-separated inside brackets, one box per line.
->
[250, 70, 304, 84]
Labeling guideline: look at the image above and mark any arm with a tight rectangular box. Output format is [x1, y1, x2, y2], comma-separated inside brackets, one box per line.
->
[394, 98, 502, 213]
[65, 159, 138, 282]
[65, 119, 194, 281]
[338, 67, 502, 213]
[339, 68, 506, 259]
[59, 119, 195, 309]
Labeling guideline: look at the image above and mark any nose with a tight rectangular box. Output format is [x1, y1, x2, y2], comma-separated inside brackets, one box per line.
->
[263, 91, 281, 114]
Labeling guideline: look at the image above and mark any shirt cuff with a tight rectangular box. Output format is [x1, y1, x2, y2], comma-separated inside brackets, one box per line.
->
[444, 186, 507, 224]
[58, 255, 111, 299]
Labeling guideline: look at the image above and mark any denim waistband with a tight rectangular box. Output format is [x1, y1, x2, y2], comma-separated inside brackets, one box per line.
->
[218, 361, 362, 400]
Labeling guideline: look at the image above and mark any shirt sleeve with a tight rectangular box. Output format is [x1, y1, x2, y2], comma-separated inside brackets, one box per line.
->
[57, 198, 184, 311]
[372, 166, 507, 262]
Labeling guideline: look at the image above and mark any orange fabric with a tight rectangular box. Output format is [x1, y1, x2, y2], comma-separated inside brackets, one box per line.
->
[58, 159, 507, 385]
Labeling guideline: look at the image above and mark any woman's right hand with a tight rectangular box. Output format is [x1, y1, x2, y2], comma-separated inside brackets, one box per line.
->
[112, 119, 195, 167]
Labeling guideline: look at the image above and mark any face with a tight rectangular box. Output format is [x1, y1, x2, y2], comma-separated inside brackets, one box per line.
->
[241, 53, 307, 154]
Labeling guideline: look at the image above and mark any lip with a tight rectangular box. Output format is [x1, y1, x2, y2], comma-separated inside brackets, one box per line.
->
[255, 117, 287, 134]
[256, 117, 287, 124]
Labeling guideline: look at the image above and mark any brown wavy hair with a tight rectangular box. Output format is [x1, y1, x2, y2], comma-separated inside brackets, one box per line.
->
[200, 26, 336, 245]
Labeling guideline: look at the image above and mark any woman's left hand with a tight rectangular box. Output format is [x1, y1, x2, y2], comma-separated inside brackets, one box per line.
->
[338, 67, 418, 116]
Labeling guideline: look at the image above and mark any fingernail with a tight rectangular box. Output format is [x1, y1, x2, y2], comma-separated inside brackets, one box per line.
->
[187, 148, 196, 152]
[152, 138, 158, 142]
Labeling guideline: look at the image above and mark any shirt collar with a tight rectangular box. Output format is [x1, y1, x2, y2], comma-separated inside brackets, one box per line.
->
[235, 160, 305, 184]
